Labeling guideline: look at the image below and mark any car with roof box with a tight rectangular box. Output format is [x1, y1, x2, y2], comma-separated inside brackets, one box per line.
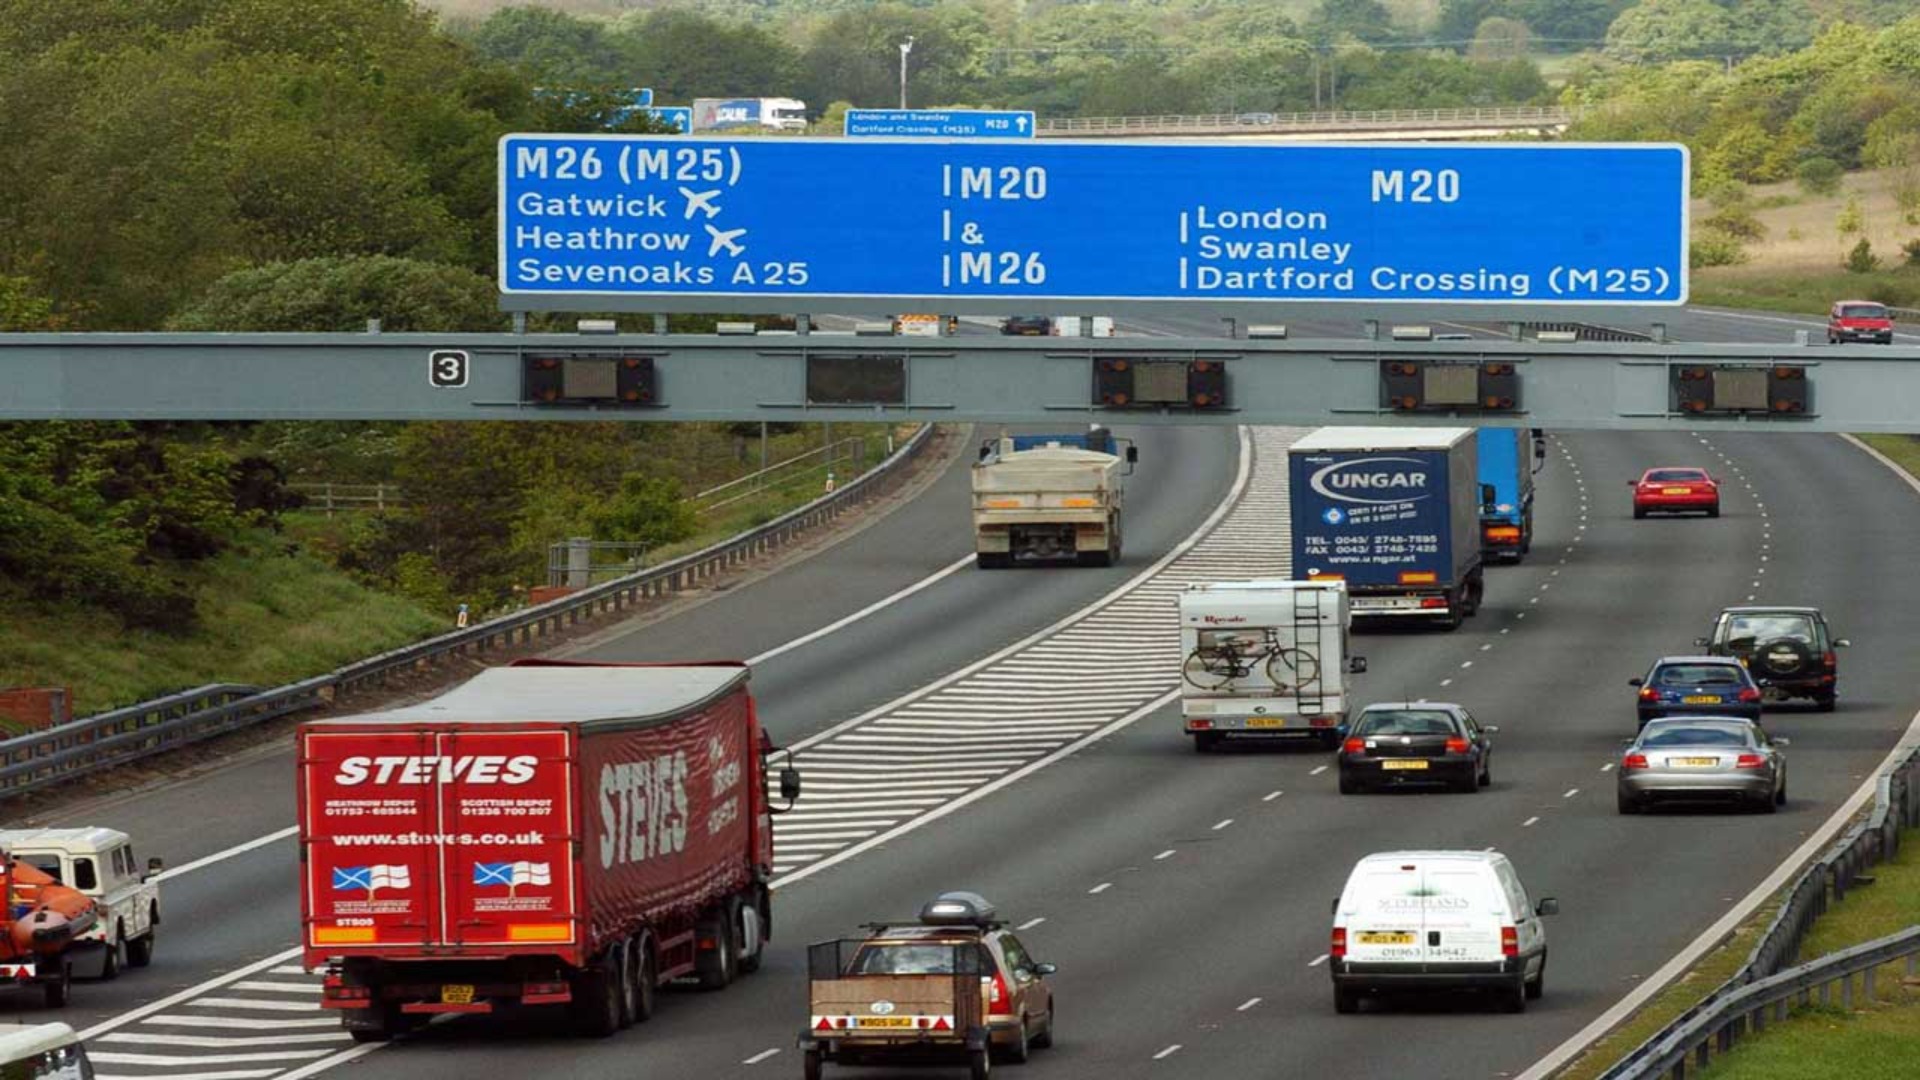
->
[1697, 605, 1847, 711]
[1630, 656, 1761, 728]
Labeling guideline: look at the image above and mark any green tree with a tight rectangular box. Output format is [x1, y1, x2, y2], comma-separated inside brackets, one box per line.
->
[1469, 16, 1535, 60]
[462, 4, 636, 85]
[618, 8, 802, 102]
[1837, 194, 1865, 237]
[1796, 156, 1843, 195]
[1308, 0, 1399, 44]
[1604, 0, 1736, 63]
[168, 256, 503, 332]
[1843, 236, 1878, 272]
[592, 474, 697, 549]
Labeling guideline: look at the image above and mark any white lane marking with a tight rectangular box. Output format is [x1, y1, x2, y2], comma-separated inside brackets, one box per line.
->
[190, 998, 319, 1013]
[277, 1045, 386, 1080]
[1017, 917, 1047, 930]
[92, 1069, 281, 1080]
[1480, 644, 1493, 652]
[1154, 849, 1177, 861]
[1500, 628, 1511, 635]
[1522, 816, 1541, 827]
[1563, 789, 1580, 799]
[1089, 882, 1113, 895]
[744, 1049, 782, 1065]
[80, 947, 303, 1041]
[154, 827, 300, 883]
[1519, 697, 1920, 1080]
[1154, 1045, 1183, 1060]
[93, 1049, 333, 1065]
[1602, 763, 1616, 773]
[1237, 997, 1262, 1011]
[230, 981, 321, 995]
[1440, 678, 1453, 687]
[1310, 765, 1329, 776]
[1263, 790, 1284, 802]
[1308, 954, 1330, 967]
[1461, 660, 1474, 669]
[1212, 818, 1235, 831]
[98, 1033, 348, 1048]
[141, 1016, 341, 1031]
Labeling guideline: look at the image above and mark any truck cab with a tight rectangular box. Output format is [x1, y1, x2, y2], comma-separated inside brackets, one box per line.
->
[0, 828, 161, 979]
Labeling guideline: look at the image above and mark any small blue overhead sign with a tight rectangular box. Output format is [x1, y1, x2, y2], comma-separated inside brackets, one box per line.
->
[643, 106, 691, 133]
[498, 136, 1687, 308]
[845, 109, 1036, 138]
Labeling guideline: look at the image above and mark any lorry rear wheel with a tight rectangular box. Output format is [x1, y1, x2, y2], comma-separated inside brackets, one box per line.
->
[41, 961, 69, 1008]
[1192, 732, 1221, 753]
[696, 902, 740, 990]
[571, 953, 623, 1038]
[975, 553, 1010, 570]
[615, 944, 638, 1029]
[737, 891, 768, 974]
[631, 937, 658, 1022]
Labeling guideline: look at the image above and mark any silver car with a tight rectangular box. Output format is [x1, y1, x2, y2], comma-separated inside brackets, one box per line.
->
[1617, 717, 1787, 814]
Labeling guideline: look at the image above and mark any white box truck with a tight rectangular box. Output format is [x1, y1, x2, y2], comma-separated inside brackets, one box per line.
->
[1179, 580, 1365, 752]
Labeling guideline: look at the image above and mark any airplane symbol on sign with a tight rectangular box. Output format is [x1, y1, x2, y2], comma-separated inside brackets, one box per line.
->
[705, 224, 747, 257]
[680, 188, 722, 219]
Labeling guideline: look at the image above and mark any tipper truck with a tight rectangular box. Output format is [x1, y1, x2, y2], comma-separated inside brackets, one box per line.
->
[971, 429, 1137, 569]
[1179, 580, 1366, 752]
[298, 659, 800, 1041]
[1289, 427, 1485, 630]
[1476, 428, 1546, 564]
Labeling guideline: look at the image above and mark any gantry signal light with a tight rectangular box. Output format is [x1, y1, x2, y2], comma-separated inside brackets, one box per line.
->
[1380, 360, 1520, 412]
[523, 354, 658, 407]
[1672, 364, 1809, 416]
[1093, 358, 1228, 410]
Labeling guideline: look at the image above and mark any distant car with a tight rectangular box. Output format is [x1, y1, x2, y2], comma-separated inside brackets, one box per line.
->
[1631, 657, 1761, 727]
[1828, 300, 1894, 344]
[1330, 850, 1556, 1014]
[1432, 332, 1475, 341]
[1001, 315, 1051, 336]
[1618, 717, 1787, 814]
[1631, 467, 1719, 519]
[1338, 703, 1494, 795]
[1698, 605, 1848, 711]
[1235, 112, 1277, 125]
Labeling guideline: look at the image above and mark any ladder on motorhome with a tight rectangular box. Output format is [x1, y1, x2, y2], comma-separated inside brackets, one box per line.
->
[1292, 587, 1326, 713]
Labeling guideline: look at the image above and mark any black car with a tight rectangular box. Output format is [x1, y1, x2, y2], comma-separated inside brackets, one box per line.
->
[1338, 703, 1494, 794]
[1001, 315, 1052, 336]
[1697, 606, 1849, 712]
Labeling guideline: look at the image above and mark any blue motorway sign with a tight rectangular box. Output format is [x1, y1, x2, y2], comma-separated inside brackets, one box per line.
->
[498, 136, 1687, 306]
[845, 108, 1036, 138]
[643, 106, 691, 134]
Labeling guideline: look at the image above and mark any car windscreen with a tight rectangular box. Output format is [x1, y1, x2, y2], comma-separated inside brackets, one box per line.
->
[1653, 664, 1745, 687]
[1354, 710, 1458, 736]
[1645, 469, 1707, 482]
[1643, 725, 1750, 748]
[1725, 615, 1817, 647]
[16, 853, 63, 881]
[1840, 304, 1888, 319]
[848, 942, 987, 976]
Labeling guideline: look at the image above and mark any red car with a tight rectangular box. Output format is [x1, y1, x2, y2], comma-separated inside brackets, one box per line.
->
[1632, 467, 1719, 519]
[1827, 300, 1894, 345]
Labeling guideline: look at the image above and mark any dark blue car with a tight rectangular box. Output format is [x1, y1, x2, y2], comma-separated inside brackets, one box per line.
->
[1631, 656, 1762, 728]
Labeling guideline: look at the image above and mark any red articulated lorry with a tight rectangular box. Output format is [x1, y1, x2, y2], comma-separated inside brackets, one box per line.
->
[297, 660, 800, 1041]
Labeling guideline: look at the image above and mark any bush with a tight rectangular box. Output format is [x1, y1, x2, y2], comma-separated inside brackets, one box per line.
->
[1691, 234, 1749, 268]
[1844, 238, 1880, 273]
[1904, 238, 1920, 266]
[1796, 157, 1843, 196]
[1837, 195, 1864, 237]
[1704, 204, 1767, 241]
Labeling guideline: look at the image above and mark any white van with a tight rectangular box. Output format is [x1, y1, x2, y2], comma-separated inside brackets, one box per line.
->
[1329, 850, 1556, 1014]
[0, 1023, 91, 1079]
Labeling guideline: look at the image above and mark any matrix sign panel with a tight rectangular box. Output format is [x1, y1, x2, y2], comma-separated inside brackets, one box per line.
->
[499, 136, 1687, 308]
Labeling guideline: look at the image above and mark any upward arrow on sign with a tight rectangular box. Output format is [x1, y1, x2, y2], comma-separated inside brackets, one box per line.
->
[1016, 116, 1030, 132]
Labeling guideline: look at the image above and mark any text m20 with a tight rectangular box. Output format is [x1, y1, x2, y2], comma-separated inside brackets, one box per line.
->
[1371, 169, 1460, 203]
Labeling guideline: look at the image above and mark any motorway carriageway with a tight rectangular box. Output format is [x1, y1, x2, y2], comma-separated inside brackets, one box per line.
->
[11, 307, 1920, 1080]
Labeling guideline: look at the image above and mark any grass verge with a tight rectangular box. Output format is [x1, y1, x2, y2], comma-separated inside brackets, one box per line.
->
[1855, 435, 1920, 482]
[1690, 267, 1920, 317]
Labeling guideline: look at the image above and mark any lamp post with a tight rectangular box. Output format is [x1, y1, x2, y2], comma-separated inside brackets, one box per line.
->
[899, 36, 915, 109]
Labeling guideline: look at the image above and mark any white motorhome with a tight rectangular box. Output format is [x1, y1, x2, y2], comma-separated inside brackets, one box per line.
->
[1329, 850, 1557, 1014]
[1178, 580, 1364, 752]
[0, 1022, 91, 1079]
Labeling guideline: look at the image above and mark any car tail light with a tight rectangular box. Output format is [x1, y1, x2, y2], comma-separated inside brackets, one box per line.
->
[1622, 753, 1649, 770]
[1501, 926, 1519, 957]
[1331, 927, 1347, 959]
[1638, 687, 1658, 701]
[1823, 651, 1837, 670]
[1343, 737, 1366, 754]
[988, 971, 1013, 1016]
[1735, 753, 1767, 770]
[1445, 737, 1470, 754]
[1737, 687, 1762, 703]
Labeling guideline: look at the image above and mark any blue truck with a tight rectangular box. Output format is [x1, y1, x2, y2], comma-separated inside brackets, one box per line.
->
[1289, 427, 1484, 631]
[1475, 428, 1547, 564]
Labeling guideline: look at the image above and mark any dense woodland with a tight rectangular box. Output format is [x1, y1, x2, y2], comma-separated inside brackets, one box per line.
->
[3, 0, 1918, 635]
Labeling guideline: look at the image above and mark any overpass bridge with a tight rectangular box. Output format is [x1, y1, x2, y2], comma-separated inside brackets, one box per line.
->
[1037, 104, 1579, 141]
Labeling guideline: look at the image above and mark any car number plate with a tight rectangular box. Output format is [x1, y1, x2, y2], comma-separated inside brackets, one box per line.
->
[1676, 756, 1719, 766]
[857, 1017, 915, 1028]
[1381, 760, 1429, 770]
[1682, 695, 1721, 704]
[1245, 717, 1286, 729]
[1358, 932, 1415, 945]
[440, 984, 475, 1005]
[1662, 487, 1690, 494]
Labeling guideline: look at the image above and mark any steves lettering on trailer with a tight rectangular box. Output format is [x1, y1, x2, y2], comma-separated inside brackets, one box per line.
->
[498, 136, 1688, 309]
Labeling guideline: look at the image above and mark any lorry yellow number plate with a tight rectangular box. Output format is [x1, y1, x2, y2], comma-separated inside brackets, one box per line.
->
[857, 1017, 915, 1028]
[1682, 695, 1720, 704]
[1381, 760, 1429, 770]
[440, 984, 475, 1005]
[1359, 932, 1415, 944]
[1245, 717, 1286, 729]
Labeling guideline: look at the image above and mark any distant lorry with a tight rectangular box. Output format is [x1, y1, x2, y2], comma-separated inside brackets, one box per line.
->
[299, 660, 800, 1041]
[1476, 428, 1546, 564]
[1179, 580, 1365, 752]
[971, 428, 1136, 569]
[691, 97, 808, 132]
[1289, 427, 1484, 631]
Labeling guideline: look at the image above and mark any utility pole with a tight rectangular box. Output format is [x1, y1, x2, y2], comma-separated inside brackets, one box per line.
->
[899, 36, 915, 109]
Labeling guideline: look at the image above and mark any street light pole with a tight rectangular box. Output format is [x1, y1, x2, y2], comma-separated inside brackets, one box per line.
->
[899, 36, 915, 109]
